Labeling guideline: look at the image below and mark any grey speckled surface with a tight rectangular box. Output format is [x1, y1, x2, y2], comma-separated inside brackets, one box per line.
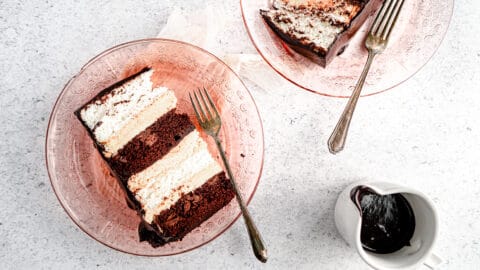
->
[1, 0, 480, 269]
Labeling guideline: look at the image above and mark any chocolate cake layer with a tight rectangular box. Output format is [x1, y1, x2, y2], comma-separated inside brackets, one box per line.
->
[109, 109, 195, 180]
[138, 172, 235, 246]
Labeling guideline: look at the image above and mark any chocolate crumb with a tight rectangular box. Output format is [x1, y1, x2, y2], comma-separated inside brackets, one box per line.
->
[193, 194, 202, 203]
[183, 201, 191, 213]
[113, 100, 130, 106]
[92, 121, 103, 131]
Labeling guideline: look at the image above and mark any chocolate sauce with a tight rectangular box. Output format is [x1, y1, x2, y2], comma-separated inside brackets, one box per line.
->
[351, 187, 416, 254]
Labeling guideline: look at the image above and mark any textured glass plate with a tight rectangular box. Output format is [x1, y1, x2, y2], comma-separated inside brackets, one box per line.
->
[45, 39, 264, 256]
[241, 0, 454, 97]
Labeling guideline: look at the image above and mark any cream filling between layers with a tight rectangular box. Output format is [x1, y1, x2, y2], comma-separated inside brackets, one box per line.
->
[79, 70, 177, 157]
[269, 10, 343, 51]
[127, 130, 222, 224]
[269, 0, 361, 51]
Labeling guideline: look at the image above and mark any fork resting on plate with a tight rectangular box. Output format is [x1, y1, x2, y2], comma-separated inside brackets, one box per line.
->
[190, 88, 268, 263]
[328, 0, 405, 154]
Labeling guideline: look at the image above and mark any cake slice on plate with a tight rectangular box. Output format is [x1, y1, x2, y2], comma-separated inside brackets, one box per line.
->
[260, 0, 382, 67]
[76, 68, 235, 247]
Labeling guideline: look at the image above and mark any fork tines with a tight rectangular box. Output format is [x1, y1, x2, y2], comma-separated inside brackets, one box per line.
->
[189, 87, 220, 123]
[370, 0, 405, 40]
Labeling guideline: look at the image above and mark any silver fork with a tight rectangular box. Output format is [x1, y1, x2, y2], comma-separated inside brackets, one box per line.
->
[328, 0, 405, 154]
[189, 88, 268, 263]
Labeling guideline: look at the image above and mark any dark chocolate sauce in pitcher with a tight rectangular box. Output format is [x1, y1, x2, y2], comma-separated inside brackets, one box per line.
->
[351, 186, 416, 254]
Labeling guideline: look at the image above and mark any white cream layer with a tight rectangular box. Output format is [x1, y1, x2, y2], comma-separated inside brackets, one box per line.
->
[127, 130, 222, 223]
[80, 70, 177, 157]
[268, 0, 360, 50]
[274, 11, 343, 50]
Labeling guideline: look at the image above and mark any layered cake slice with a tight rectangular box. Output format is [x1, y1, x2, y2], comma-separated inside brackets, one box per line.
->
[76, 68, 235, 247]
[260, 0, 382, 67]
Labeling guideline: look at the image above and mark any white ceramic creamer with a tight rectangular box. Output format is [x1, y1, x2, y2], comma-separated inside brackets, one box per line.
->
[334, 181, 442, 270]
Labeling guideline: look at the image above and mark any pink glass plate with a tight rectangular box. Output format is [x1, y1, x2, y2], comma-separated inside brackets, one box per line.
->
[45, 39, 264, 256]
[241, 0, 453, 97]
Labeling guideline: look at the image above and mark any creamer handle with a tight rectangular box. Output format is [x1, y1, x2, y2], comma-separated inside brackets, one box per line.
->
[423, 253, 443, 269]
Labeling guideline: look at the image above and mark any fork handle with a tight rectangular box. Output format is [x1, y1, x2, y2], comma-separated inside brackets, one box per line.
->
[328, 51, 376, 154]
[214, 137, 268, 263]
